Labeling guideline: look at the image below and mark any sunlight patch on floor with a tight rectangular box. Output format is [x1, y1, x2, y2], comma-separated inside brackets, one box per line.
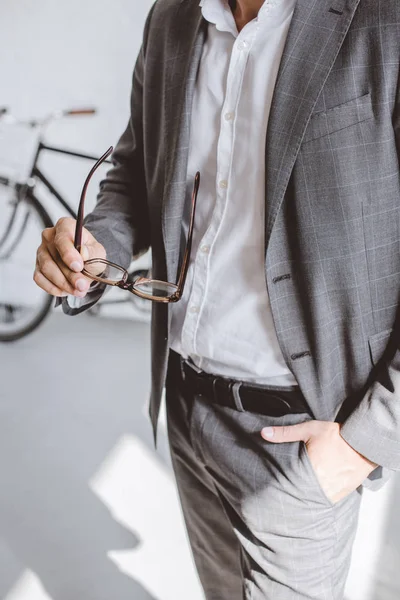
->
[4, 570, 53, 600]
[89, 434, 204, 600]
[345, 479, 394, 600]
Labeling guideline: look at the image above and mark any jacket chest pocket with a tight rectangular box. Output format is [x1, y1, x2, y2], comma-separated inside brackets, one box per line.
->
[368, 328, 394, 367]
[302, 92, 373, 144]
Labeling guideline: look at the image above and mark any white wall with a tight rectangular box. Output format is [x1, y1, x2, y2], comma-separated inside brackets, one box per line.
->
[0, 0, 153, 224]
[0, 0, 153, 316]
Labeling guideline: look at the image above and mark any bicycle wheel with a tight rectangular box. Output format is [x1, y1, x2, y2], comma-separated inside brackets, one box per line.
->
[0, 189, 53, 342]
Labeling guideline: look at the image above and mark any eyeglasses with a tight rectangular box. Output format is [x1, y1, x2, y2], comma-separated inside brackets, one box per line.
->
[75, 147, 200, 303]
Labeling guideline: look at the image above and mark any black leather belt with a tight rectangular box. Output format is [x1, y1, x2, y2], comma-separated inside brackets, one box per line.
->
[170, 350, 310, 417]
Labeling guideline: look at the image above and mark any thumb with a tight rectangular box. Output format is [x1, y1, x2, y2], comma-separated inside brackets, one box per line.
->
[261, 421, 315, 444]
[80, 244, 90, 261]
[79, 241, 106, 262]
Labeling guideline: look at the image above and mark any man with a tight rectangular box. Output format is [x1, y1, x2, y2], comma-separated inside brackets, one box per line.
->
[34, 0, 400, 597]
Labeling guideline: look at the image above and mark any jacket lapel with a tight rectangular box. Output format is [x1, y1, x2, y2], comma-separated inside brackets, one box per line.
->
[264, 0, 361, 250]
[161, 0, 362, 276]
[162, 1, 206, 283]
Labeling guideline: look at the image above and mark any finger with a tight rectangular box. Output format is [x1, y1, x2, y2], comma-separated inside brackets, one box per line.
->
[51, 218, 85, 271]
[55, 233, 106, 273]
[54, 218, 106, 269]
[36, 247, 84, 296]
[33, 268, 69, 298]
[46, 244, 92, 293]
[261, 421, 318, 443]
[80, 240, 107, 261]
[54, 234, 84, 272]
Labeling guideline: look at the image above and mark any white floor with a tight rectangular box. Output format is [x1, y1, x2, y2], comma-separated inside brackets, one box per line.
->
[0, 311, 399, 600]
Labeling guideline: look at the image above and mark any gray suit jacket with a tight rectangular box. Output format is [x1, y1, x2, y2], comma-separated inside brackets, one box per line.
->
[62, 0, 400, 479]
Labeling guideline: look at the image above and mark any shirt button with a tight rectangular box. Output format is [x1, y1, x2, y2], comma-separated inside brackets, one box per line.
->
[237, 40, 248, 51]
[201, 245, 210, 254]
[219, 180, 228, 189]
[190, 306, 200, 314]
[224, 112, 234, 121]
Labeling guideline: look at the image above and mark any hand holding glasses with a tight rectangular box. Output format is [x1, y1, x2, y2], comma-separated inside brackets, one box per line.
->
[75, 147, 200, 303]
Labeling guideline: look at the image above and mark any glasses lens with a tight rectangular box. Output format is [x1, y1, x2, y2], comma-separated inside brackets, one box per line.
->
[83, 260, 127, 283]
[133, 279, 178, 298]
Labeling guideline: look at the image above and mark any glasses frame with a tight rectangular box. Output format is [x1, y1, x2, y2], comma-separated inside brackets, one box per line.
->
[74, 147, 200, 303]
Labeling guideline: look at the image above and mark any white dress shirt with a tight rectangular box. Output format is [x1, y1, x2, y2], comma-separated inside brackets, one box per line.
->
[169, 0, 298, 386]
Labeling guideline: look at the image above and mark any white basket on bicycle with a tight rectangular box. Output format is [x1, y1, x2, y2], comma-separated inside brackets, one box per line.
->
[0, 121, 41, 184]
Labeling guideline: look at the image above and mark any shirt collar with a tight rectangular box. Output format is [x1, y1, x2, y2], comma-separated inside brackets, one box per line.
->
[199, 0, 237, 34]
[199, 0, 287, 31]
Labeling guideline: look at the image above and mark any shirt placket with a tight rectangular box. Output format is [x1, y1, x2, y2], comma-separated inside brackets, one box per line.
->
[181, 22, 258, 361]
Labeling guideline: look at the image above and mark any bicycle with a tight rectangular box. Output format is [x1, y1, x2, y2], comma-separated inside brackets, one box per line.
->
[0, 107, 151, 342]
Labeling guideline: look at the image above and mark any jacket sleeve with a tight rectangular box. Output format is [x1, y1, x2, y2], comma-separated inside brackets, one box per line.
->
[57, 3, 155, 316]
[339, 78, 400, 471]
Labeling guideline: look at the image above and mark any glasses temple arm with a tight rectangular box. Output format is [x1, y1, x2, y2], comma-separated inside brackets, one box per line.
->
[176, 172, 200, 292]
[74, 146, 114, 250]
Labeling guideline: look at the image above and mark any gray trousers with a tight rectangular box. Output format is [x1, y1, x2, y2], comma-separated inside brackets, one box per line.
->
[165, 352, 363, 600]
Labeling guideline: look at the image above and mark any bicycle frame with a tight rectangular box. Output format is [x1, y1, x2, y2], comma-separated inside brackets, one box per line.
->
[32, 141, 112, 219]
[0, 109, 151, 339]
[0, 141, 111, 256]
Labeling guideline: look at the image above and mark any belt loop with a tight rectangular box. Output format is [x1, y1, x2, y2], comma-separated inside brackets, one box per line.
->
[180, 356, 186, 382]
[212, 377, 218, 403]
[231, 382, 245, 412]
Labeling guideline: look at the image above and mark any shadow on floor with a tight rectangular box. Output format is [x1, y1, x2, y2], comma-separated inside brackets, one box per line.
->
[0, 312, 167, 600]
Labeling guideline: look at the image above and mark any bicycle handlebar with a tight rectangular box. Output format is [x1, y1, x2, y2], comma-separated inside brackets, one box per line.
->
[63, 108, 97, 116]
[0, 107, 98, 128]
